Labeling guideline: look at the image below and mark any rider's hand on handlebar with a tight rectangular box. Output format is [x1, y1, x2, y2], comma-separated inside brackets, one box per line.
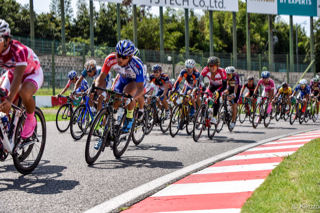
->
[0, 99, 11, 114]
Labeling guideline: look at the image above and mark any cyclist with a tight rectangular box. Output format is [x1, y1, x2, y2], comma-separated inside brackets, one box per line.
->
[223, 66, 241, 129]
[149, 64, 172, 119]
[273, 82, 293, 112]
[95, 39, 145, 134]
[240, 76, 257, 111]
[197, 56, 227, 124]
[74, 60, 112, 113]
[57, 70, 88, 100]
[0, 19, 43, 139]
[290, 79, 310, 113]
[253, 71, 275, 113]
[172, 59, 200, 117]
[309, 78, 320, 117]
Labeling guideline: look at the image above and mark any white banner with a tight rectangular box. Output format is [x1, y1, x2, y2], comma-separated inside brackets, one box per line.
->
[92, 0, 124, 3]
[132, 0, 238, 12]
[247, 0, 278, 15]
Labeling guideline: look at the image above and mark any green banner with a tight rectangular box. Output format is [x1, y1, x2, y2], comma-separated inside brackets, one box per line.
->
[278, 0, 317, 16]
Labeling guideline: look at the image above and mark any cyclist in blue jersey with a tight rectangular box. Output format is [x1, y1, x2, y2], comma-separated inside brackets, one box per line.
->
[57, 70, 88, 99]
[290, 79, 310, 113]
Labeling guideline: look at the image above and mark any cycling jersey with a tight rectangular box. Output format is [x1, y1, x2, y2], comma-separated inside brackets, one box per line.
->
[227, 73, 242, 88]
[149, 73, 173, 91]
[200, 67, 227, 87]
[173, 69, 200, 91]
[101, 52, 144, 84]
[295, 84, 311, 96]
[278, 87, 292, 95]
[82, 66, 113, 89]
[309, 81, 320, 92]
[145, 82, 158, 95]
[257, 79, 275, 92]
[242, 82, 257, 93]
[66, 77, 89, 92]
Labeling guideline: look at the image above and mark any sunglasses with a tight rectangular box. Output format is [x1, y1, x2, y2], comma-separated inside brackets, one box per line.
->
[117, 54, 129, 60]
[208, 64, 216, 68]
[186, 65, 193, 69]
[153, 70, 160, 73]
[262, 77, 269, 79]
[86, 69, 95, 73]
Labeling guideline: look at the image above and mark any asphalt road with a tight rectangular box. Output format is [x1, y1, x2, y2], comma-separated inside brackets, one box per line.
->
[0, 119, 318, 213]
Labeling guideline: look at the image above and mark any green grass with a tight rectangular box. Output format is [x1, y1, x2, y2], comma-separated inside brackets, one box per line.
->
[241, 138, 320, 213]
[44, 113, 58, 122]
[35, 88, 70, 96]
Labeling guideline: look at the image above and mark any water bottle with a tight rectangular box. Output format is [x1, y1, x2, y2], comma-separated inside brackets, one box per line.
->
[208, 100, 213, 108]
[208, 108, 213, 119]
[118, 107, 124, 124]
[1, 114, 9, 133]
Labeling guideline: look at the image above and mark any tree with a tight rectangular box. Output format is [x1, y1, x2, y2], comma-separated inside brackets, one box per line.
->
[49, 0, 73, 19]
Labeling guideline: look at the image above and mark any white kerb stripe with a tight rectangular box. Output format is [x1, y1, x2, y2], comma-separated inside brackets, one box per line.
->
[266, 140, 311, 145]
[195, 163, 279, 174]
[156, 209, 241, 213]
[152, 179, 265, 197]
[225, 152, 295, 161]
[279, 136, 318, 140]
[249, 144, 304, 151]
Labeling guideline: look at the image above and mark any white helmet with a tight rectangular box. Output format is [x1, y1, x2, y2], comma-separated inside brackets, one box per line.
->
[0, 19, 11, 37]
[185, 59, 196, 68]
[299, 79, 307, 85]
[170, 78, 176, 85]
[225, 66, 236, 74]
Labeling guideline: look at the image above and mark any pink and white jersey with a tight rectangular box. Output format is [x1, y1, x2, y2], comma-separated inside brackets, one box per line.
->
[258, 78, 275, 92]
[0, 40, 41, 75]
[201, 67, 227, 87]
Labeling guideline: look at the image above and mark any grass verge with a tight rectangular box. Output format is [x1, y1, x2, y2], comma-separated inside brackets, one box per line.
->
[241, 138, 320, 213]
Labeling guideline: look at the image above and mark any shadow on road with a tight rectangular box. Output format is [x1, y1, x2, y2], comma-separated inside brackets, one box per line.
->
[0, 160, 79, 194]
[127, 143, 179, 152]
[196, 135, 256, 144]
[232, 131, 265, 134]
[89, 156, 184, 170]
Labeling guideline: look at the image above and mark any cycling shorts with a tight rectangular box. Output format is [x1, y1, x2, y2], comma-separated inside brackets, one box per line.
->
[113, 75, 136, 94]
[183, 85, 193, 95]
[227, 87, 241, 104]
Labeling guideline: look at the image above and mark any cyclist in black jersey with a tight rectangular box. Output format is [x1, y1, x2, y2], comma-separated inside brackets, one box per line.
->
[240, 76, 257, 110]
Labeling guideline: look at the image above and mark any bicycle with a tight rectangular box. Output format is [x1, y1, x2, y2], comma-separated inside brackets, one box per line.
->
[70, 93, 97, 140]
[55, 94, 81, 133]
[252, 96, 273, 129]
[274, 96, 290, 122]
[131, 101, 148, 146]
[0, 89, 46, 174]
[169, 93, 194, 137]
[308, 97, 318, 122]
[145, 95, 171, 134]
[289, 98, 306, 125]
[217, 94, 237, 132]
[192, 92, 217, 142]
[238, 97, 254, 124]
[85, 85, 134, 164]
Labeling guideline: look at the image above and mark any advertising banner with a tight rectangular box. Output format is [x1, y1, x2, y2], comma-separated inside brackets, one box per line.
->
[132, 0, 239, 12]
[247, 0, 278, 15]
[92, 0, 124, 3]
[277, 0, 317, 16]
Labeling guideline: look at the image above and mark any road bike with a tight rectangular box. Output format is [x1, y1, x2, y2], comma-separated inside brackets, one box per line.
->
[217, 94, 237, 132]
[252, 96, 273, 128]
[289, 98, 308, 125]
[274, 96, 290, 122]
[238, 97, 254, 124]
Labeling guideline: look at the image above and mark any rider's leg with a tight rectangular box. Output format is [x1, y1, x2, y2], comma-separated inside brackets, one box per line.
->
[97, 94, 105, 112]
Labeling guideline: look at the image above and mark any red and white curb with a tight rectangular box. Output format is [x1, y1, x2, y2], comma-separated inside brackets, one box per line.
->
[122, 130, 320, 213]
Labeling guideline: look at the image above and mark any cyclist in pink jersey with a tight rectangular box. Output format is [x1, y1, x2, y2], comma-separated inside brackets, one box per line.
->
[0, 20, 43, 139]
[254, 71, 275, 112]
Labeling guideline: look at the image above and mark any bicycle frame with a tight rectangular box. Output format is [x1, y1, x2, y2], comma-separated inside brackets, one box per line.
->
[77, 95, 95, 124]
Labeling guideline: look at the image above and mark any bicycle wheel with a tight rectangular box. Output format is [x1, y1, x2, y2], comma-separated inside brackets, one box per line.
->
[70, 105, 90, 140]
[186, 105, 194, 135]
[289, 104, 298, 125]
[216, 105, 225, 133]
[238, 104, 248, 124]
[12, 108, 46, 175]
[283, 104, 290, 121]
[304, 105, 311, 123]
[85, 108, 109, 165]
[132, 109, 147, 145]
[193, 104, 206, 142]
[264, 103, 273, 128]
[56, 104, 72, 132]
[113, 110, 132, 158]
[252, 104, 262, 129]
[145, 104, 155, 135]
[169, 104, 182, 137]
[275, 103, 281, 121]
[208, 109, 217, 140]
[160, 106, 171, 133]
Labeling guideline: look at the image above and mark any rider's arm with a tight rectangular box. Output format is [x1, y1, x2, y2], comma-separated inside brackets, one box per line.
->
[59, 86, 69, 96]
[95, 72, 108, 89]
[74, 75, 85, 92]
[6, 66, 26, 103]
[253, 83, 260, 95]
[174, 76, 183, 91]
[163, 82, 169, 97]
[239, 85, 245, 97]
[197, 75, 204, 87]
[218, 80, 227, 94]
[234, 84, 238, 97]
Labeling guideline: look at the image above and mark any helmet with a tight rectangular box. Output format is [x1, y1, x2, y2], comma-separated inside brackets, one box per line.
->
[133, 48, 140, 57]
[185, 59, 196, 68]
[247, 76, 254, 81]
[152, 64, 162, 72]
[277, 85, 281, 90]
[207, 56, 220, 67]
[0, 19, 10, 37]
[299, 79, 307, 85]
[261, 71, 270, 78]
[281, 82, 288, 88]
[68, 70, 77, 80]
[225, 66, 236, 74]
[170, 78, 176, 85]
[312, 78, 319, 83]
[115, 39, 135, 56]
[84, 60, 97, 72]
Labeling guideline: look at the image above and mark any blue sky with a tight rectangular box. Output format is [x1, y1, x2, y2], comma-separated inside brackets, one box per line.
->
[16, 0, 316, 37]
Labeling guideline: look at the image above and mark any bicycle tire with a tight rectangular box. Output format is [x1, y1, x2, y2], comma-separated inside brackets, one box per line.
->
[169, 104, 182, 137]
[113, 110, 132, 158]
[239, 104, 248, 124]
[13, 108, 46, 175]
[85, 108, 109, 165]
[193, 104, 206, 142]
[56, 104, 72, 132]
[252, 104, 261, 129]
[289, 104, 298, 125]
[145, 104, 155, 135]
[264, 103, 272, 128]
[216, 105, 225, 133]
[160, 106, 171, 133]
[132, 109, 147, 145]
[70, 105, 89, 140]
[186, 105, 194, 135]
[275, 103, 281, 121]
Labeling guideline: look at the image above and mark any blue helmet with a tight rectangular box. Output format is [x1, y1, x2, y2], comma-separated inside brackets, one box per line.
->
[152, 64, 162, 72]
[261, 71, 270, 78]
[115, 40, 135, 56]
[277, 85, 281, 90]
[133, 48, 140, 57]
[68, 70, 77, 80]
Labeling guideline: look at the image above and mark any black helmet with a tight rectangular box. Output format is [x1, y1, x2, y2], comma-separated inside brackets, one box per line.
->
[247, 76, 254, 81]
[281, 82, 288, 88]
[207, 56, 220, 67]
